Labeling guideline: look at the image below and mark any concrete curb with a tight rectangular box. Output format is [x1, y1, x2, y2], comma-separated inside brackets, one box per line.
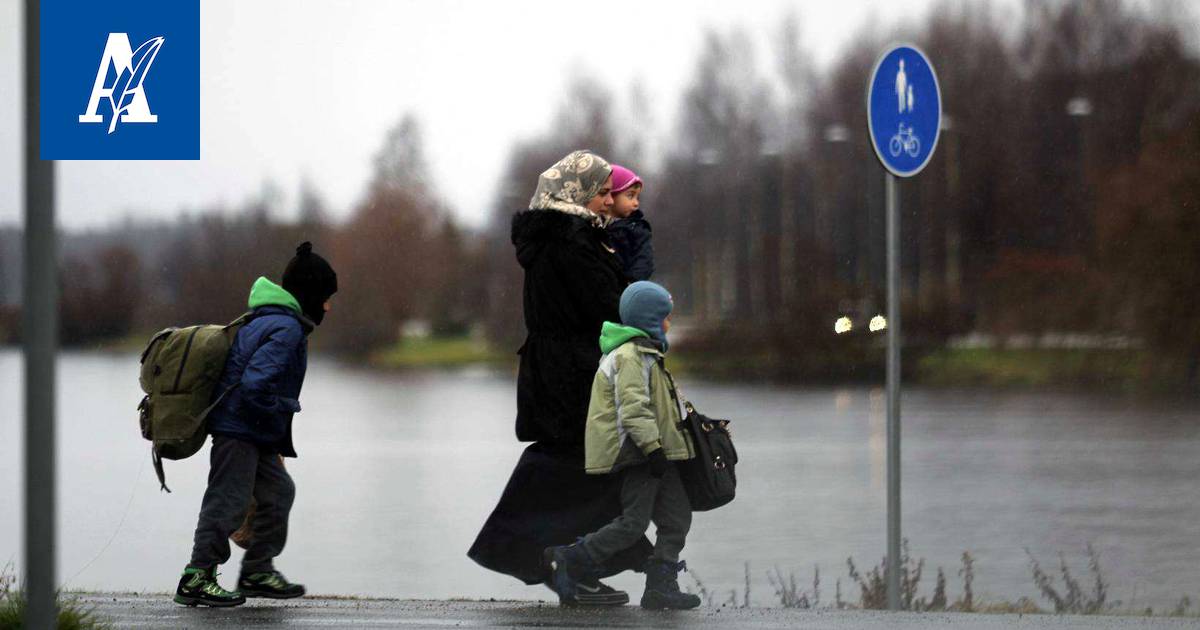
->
[70, 594, 1199, 629]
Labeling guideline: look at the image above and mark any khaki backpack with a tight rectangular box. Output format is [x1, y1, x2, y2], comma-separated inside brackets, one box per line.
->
[137, 312, 256, 492]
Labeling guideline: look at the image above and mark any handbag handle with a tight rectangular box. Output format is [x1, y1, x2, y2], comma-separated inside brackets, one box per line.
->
[658, 357, 733, 437]
[656, 356, 693, 415]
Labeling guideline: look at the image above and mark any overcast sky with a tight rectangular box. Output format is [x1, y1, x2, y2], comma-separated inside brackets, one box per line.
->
[0, 0, 1000, 231]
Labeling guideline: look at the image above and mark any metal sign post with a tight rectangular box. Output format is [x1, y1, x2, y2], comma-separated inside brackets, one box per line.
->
[867, 44, 941, 611]
[24, 0, 58, 627]
[884, 173, 901, 611]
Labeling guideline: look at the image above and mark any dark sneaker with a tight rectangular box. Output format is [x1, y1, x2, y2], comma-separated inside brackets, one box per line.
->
[543, 546, 582, 605]
[575, 578, 630, 606]
[641, 559, 702, 610]
[238, 570, 306, 599]
[543, 543, 629, 607]
[173, 566, 245, 607]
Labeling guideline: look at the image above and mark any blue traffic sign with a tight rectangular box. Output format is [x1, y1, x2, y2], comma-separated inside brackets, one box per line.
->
[868, 44, 941, 177]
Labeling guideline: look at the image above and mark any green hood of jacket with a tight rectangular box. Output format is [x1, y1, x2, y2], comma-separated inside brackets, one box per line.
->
[247, 277, 302, 314]
[599, 321, 650, 354]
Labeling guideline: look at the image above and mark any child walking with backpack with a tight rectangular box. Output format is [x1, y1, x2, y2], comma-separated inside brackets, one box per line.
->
[605, 165, 655, 281]
[174, 242, 337, 607]
[544, 281, 701, 610]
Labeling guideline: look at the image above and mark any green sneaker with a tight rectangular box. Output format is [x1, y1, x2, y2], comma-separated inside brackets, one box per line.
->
[173, 566, 245, 607]
[238, 570, 306, 599]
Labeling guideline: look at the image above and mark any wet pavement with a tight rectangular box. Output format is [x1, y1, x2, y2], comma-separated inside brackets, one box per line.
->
[73, 594, 1199, 629]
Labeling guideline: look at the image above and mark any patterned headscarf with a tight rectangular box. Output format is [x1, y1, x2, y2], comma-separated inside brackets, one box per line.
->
[528, 150, 612, 224]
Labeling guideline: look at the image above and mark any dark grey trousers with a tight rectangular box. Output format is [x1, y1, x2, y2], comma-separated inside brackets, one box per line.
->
[582, 464, 692, 565]
[189, 435, 295, 574]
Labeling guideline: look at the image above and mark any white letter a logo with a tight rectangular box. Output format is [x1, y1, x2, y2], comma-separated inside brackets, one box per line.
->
[79, 33, 165, 133]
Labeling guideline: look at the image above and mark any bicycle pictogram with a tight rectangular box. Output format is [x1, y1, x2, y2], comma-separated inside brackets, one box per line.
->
[888, 123, 920, 158]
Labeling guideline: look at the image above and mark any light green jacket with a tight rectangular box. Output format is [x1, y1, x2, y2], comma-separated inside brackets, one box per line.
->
[585, 322, 694, 475]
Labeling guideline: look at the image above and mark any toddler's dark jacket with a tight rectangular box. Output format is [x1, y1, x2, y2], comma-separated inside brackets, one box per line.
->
[607, 210, 654, 281]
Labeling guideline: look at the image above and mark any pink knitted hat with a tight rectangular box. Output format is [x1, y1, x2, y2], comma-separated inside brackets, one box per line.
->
[610, 164, 643, 194]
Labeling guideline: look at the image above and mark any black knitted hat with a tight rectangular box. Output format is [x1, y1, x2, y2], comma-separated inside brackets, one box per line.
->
[282, 241, 338, 325]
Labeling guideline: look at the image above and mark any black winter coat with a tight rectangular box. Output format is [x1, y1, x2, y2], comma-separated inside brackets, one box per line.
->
[606, 210, 655, 281]
[468, 208, 651, 585]
[511, 209, 625, 450]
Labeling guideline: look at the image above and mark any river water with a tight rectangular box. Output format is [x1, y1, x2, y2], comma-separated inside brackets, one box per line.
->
[1, 350, 1197, 609]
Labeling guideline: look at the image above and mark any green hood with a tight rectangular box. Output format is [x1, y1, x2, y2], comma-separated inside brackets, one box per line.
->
[599, 321, 650, 354]
[247, 277, 302, 314]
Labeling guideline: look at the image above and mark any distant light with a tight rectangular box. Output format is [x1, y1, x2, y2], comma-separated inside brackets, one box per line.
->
[824, 123, 850, 144]
[1066, 97, 1093, 117]
[759, 142, 783, 157]
[869, 315, 887, 332]
[698, 148, 721, 165]
[940, 114, 955, 132]
[835, 317, 853, 335]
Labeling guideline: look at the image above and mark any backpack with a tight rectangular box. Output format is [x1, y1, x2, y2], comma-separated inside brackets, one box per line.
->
[137, 312, 256, 492]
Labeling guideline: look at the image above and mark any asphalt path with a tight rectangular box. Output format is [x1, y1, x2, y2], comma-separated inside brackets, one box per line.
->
[68, 594, 1200, 629]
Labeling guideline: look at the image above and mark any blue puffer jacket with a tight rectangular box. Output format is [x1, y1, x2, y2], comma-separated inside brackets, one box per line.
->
[206, 277, 313, 457]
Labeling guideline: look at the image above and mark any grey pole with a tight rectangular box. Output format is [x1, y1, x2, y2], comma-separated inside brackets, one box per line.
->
[885, 173, 901, 611]
[24, 0, 58, 627]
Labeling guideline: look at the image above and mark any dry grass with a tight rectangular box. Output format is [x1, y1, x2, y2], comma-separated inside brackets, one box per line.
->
[0, 563, 112, 630]
[688, 542, 1199, 617]
[1026, 544, 1112, 614]
[766, 564, 820, 609]
[0, 562, 11, 603]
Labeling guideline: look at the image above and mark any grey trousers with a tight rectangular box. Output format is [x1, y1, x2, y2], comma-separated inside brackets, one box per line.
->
[582, 463, 692, 565]
[189, 435, 295, 574]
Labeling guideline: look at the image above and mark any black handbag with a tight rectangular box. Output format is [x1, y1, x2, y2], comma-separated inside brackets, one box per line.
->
[661, 361, 737, 511]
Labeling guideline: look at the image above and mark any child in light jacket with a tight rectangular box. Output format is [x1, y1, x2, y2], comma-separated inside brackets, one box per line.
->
[544, 281, 700, 610]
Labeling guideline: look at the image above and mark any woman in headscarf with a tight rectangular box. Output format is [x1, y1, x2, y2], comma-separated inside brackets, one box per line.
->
[469, 150, 650, 605]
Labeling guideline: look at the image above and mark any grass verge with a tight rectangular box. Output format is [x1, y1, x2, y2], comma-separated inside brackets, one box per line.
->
[0, 563, 111, 630]
[915, 347, 1172, 392]
[370, 337, 507, 370]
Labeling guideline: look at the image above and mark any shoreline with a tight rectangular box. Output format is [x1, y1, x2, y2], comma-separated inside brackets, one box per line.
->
[1, 342, 1197, 396]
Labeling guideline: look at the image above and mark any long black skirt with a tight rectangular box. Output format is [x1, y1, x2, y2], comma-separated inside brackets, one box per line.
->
[468, 442, 652, 584]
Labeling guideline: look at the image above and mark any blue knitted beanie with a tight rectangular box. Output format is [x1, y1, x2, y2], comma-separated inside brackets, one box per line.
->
[619, 281, 673, 351]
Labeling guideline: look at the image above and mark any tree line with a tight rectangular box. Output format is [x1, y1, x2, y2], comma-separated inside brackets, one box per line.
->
[1, 0, 1196, 384]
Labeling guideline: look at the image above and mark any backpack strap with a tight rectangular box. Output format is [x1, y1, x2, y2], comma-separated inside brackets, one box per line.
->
[203, 311, 260, 422]
[152, 448, 169, 493]
[199, 381, 240, 424]
[195, 311, 259, 431]
[201, 310, 257, 422]
[226, 310, 258, 328]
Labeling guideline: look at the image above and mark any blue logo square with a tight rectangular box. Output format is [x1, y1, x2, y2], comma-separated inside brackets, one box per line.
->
[40, 0, 200, 160]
